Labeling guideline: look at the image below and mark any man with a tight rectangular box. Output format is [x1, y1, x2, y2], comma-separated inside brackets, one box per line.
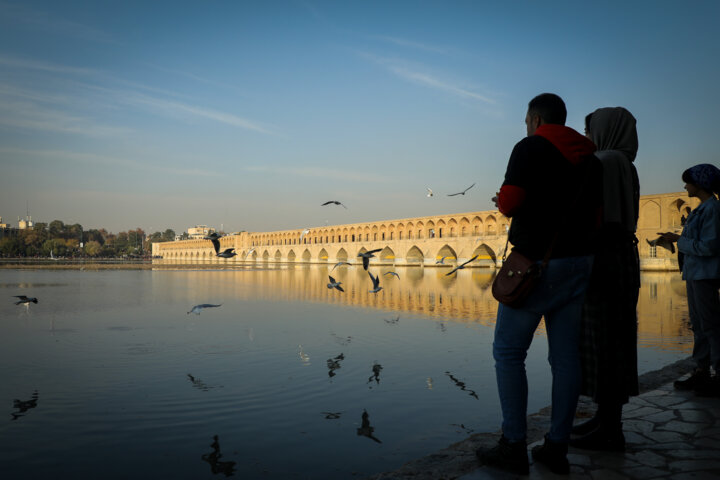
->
[476, 93, 602, 475]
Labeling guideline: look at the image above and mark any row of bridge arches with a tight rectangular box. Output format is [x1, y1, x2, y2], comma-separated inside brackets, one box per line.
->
[247, 214, 507, 247]
[161, 243, 499, 266]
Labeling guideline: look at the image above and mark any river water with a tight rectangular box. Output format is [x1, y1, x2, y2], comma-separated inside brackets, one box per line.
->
[0, 266, 691, 479]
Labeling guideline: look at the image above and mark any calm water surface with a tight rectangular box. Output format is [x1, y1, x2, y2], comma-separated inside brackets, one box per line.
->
[0, 266, 691, 479]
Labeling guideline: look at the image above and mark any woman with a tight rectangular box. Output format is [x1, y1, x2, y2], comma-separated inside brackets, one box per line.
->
[659, 164, 720, 397]
[571, 107, 641, 452]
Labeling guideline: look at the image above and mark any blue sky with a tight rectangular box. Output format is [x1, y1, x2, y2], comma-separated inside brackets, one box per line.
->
[1, 1, 718, 234]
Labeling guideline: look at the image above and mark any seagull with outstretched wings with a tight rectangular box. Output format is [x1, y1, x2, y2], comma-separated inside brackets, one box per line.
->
[321, 201, 347, 209]
[357, 248, 382, 270]
[447, 183, 475, 196]
[445, 255, 479, 276]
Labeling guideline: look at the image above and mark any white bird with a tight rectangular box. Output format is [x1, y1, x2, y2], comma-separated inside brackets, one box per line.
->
[445, 255, 479, 276]
[383, 271, 400, 279]
[357, 248, 382, 270]
[331, 261, 352, 271]
[243, 247, 255, 260]
[300, 228, 310, 243]
[447, 183, 475, 196]
[327, 275, 344, 292]
[368, 271, 383, 293]
[426, 187, 434, 197]
[187, 304, 222, 315]
[321, 200, 347, 209]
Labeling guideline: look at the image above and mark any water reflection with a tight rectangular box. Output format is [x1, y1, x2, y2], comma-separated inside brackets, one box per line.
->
[367, 363, 383, 385]
[11, 390, 39, 421]
[445, 372, 479, 400]
[201, 435, 237, 477]
[356, 410, 382, 444]
[326, 354, 345, 378]
[151, 266, 692, 354]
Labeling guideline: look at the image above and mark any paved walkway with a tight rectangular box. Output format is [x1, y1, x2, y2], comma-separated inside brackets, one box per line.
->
[460, 377, 720, 479]
[368, 359, 720, 480]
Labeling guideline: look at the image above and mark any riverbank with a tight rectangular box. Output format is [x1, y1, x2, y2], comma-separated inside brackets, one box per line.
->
[366, 358, 697, 479]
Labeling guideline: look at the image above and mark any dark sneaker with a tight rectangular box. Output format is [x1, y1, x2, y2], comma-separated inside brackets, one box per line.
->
[674, 369, 710, 390]
[695, 375, 720, 397]
[476, 435, 529, 475]
[570, 423, 626, 452]
[531, 436, 569, 475]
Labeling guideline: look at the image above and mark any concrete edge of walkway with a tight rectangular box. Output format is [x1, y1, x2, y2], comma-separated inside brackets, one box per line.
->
[365, 357, 697, 480]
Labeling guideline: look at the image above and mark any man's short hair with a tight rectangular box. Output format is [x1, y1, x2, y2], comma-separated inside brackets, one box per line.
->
[528, 93, 567, 125]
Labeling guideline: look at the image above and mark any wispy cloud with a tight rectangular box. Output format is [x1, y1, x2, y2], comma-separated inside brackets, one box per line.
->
[0, 55, 274, 135]
[0, 147, 221, 177]
[125, 93, 274, 134]
[245, 165, 390, 184]
[360, 53, 496, 105]
[0, 99, 130, 137]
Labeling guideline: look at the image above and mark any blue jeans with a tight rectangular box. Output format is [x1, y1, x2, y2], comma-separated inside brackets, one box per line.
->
[686, 279, 720, 372]
[493, 255, 593, 444]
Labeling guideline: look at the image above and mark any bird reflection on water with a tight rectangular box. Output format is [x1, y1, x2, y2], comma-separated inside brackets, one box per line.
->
[367, 363, 383, 385]
[356, 410, 382, 444]
[326, 353, 345, 377]
[11, 390, 39, 421]
[201, 435, 237, 477]
[445, 371, 479, 400]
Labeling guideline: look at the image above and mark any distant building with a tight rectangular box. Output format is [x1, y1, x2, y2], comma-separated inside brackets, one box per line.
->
[18, 215, 34, 230]
[0, 217, 18, 240]
[187, 225, 215, 239]
[0, 217, 8, 229]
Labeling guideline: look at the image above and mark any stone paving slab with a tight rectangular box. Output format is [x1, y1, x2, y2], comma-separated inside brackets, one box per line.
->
[366, 358, 720, 480]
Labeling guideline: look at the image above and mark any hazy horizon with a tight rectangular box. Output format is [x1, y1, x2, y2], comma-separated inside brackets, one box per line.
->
[1, 1, 718, 234]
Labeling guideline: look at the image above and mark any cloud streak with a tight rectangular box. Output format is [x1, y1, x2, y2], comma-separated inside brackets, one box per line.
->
[361, 53, 496, 105]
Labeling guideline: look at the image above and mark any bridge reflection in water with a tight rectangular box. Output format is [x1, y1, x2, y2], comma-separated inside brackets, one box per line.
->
[152, 261, 692, 355]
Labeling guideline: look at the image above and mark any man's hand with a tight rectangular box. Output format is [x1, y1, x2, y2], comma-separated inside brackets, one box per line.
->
[657, 232, 681, 242]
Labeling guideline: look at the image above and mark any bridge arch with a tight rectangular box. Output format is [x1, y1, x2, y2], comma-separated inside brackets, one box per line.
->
[287, 249, 296, 262]
[406, 245, 424, 264]
[262, 250, 270, 261]
[336, 248, 348, 262]
[380, 246, 395, 262]
[318, 248, 329, 262]
[302, 249, 311, 262]
[472, 244, 498, 267]
[484, 215, 498, 235]
[436, 244, 457, 262]
[274, 249, 282, 261]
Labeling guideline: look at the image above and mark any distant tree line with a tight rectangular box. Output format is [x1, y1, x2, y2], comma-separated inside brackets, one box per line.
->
[0, 220, 177, 258]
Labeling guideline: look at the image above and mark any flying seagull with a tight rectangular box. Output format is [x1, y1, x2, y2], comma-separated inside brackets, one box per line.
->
[331, 261, 352, 271]
[14, 295, 38, 305]
[300, 228, 310, 243]
[436, 256, 449, 265]
[647, 237, 675, 254]
[321, 201, 347, 209]
[383, 271, 400, 279]
[327, 275, 345, 292]
[217, 248, 237, 258]
[207, 234, 223, 255]
[426, 187, 434, 197]
[447, 183, 475, 196]
[243, 247, 255, 260]
[445, 255, 479, 276]
[187, 304, 222, 315]
[368, 271, 383, 293]
[357, 248, 382, 271]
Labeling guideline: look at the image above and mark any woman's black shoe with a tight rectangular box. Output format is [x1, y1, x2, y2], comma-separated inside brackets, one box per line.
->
[674, 369, 710, 391]
[571, 414, 600, 436]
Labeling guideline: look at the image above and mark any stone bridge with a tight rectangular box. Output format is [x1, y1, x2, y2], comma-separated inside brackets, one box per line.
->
[153, 210, 510, 268]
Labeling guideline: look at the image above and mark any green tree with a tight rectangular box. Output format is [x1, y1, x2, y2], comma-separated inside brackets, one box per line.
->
[48, 220, 65, 238]
[0, 237, 20, 256]
[84, 240, 102, 257]
[162, 229, 176, 242]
